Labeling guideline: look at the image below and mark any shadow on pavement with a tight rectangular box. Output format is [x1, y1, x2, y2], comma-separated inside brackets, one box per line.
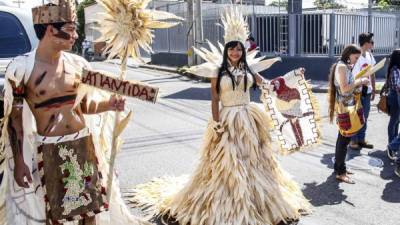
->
[368, 149, 400, 203]
[163, 87, 262, 102]
[163, 87, 211, 101]
[150, 214, 300, 225]
[302, 173, 351, 207]
[302, 153, 352, 207]
[151, 214, 180, 225]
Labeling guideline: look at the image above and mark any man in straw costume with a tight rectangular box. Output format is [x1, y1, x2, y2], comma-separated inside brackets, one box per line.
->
[0, 0, 179, 224]
[129, 6, 313, 225]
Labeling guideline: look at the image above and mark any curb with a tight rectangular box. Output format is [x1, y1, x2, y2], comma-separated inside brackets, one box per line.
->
[139, 63, 331, 93]
[138, 64, 178, 74]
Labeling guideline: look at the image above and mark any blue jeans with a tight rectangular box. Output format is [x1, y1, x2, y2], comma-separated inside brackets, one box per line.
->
[387, 90, 399, 144]
[388, 91, 400, 163]
[351, 93, 371, 143]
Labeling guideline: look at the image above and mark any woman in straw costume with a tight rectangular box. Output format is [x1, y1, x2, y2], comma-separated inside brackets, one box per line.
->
[131, 7, 311, 225]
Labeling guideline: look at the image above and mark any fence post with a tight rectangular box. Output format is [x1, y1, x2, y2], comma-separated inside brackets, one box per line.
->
[166, 4, 171, 53]
[187, 0, 195, 66]
[288, 14, 296, 56]
[251, 0, 257, 39]
[329, 13, 336, 57]
[194, 0, 203, 65]
[368, 0, 372, 33]
[397, 13, 400, 48]
[287, 0, 302, 56]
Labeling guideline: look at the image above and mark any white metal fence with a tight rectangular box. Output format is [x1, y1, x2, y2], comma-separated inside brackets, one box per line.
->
[151, 3, 400, 57]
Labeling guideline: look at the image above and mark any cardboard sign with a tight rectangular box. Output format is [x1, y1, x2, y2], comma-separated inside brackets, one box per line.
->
[82, 69, 159, 103]
[355, 58, 386, 79]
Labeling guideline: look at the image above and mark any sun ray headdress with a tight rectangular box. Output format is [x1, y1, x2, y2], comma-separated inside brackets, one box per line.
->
[188, 6, 281, 77]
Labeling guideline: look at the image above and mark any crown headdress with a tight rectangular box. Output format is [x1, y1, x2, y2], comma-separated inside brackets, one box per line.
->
[32, 0, 77, 25]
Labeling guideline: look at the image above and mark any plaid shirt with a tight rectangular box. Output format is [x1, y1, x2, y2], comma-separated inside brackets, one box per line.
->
[389, 66, 400, 91]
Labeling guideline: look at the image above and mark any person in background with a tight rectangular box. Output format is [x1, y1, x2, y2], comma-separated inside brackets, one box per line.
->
[328, 44, 370, 184]
[245, 36, 257, 52]
[349, 32, 376, 150]
[386, 49, 400, 177]
[248, 36, 257, 52]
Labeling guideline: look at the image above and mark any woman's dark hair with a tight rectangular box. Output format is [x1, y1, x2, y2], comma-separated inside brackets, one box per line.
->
[34, 22, 67, 40]
[327, 44, 361, 122]
[216, 41, 256, 93]
[386, 49, 400, 80]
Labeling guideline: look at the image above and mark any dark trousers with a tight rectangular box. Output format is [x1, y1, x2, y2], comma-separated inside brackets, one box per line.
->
[387, 90, 399, 144]
[334, 132, 351, 175]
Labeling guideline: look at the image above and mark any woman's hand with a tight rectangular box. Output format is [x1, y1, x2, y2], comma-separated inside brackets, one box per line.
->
[355, 77, 370, 87]
[296, 67, 306, 77]
[211, 120, 224, 134]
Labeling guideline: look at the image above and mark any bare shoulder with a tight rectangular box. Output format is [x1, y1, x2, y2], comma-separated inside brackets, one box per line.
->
[336, 64, 347, 74]
[63, 52, 91, 69]
[5, 52, 31, 79]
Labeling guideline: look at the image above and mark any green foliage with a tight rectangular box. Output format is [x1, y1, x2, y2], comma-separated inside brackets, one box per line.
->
[73, 0, 96, 53]
[269, 0, 288, 7]
[314, 0, 346, 9]
[375, 0, 400, 10]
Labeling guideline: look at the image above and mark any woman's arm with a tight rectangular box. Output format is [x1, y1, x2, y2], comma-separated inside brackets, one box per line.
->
[255, 73, 266, 86]
[337, 64, 369, 94]
[210, 78, 220, 122]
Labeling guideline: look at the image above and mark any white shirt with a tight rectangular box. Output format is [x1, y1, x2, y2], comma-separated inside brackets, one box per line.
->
[351, 50, 376, 94]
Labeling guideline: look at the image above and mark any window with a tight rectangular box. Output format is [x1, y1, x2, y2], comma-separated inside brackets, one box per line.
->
[0, 11, 31, 58]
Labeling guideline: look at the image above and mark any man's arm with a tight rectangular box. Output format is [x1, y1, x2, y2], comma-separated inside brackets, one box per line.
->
[81, 94, 125, 114]
[8, 82, 32, 188]
[370, 53, 377, 100]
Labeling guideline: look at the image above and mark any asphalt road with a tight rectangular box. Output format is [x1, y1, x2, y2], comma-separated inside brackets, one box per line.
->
[92, 61, 400, 225]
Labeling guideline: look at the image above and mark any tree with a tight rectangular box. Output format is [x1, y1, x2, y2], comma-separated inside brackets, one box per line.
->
[313, 0, 345, 9]
[269, 0, 288, 8]
[73, 0, 96, 53]
[375, 0, 400, 10]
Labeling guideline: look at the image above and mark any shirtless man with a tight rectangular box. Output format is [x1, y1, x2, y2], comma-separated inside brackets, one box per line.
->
[4, 1, 124, 224]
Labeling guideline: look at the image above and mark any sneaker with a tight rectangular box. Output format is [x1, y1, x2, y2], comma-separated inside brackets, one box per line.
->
[387, 146, 397, 161]
[395, 163, 400, 177]
[358, 141, 374, 149]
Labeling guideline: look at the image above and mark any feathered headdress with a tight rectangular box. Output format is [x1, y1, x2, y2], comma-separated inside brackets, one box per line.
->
[222, 6, 249, 44]
[189, 6, 281, 77]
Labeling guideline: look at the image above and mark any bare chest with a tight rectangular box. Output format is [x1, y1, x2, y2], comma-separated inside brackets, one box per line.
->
[25, 61, 79, 110]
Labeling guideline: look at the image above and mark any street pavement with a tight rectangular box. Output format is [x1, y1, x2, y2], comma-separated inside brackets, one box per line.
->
[92, 61, 400, 225]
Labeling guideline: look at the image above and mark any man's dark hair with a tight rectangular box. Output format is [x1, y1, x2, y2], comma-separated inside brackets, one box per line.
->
[33, 22, 67, 40]
[249, 36, 255, 42]
[358, 32, 374, 46]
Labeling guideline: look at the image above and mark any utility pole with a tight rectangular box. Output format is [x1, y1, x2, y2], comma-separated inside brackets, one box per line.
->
[287, 0, 302, 56]
[194, 0, 203, 65]
[187, 0, 195, 66]
[251, 0, 257, 40]
[368, 0, 373, 33]
[13, 0, 25, 8]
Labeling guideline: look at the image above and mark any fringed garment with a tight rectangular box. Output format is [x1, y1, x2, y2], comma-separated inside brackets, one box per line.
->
[130, 68, 311, 225]
[0, 50, 151, 225]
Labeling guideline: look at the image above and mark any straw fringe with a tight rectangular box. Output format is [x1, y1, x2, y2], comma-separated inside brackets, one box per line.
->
[129, 104, 311, 225]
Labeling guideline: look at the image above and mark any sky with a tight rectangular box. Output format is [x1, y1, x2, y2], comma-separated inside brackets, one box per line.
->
[2, 0, 370, 9]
